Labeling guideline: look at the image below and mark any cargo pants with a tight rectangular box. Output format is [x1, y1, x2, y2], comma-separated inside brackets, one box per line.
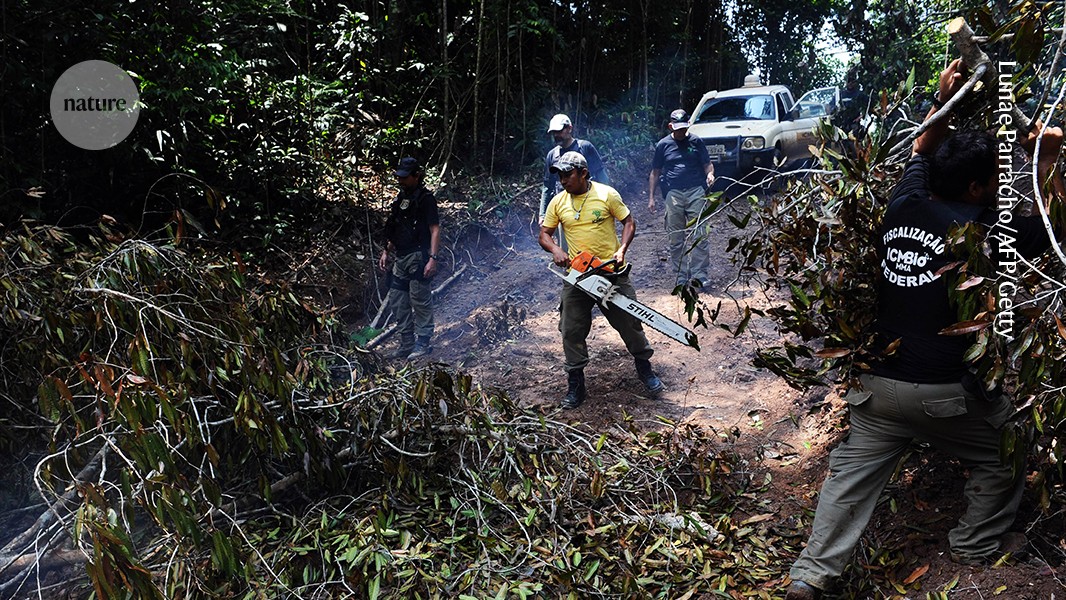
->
[789, 373, 1023, 590]
[385, 251, 435, 342]
[560, 274, 653, 372]
[664, 186, 711, 286]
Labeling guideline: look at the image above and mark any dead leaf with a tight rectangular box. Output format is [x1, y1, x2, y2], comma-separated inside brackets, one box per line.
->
[956, 276, 985, 291]
[814, 347, 851, 358]
[740, 513, 775, 525]
[903, 563, 929, 585]
[1054, 314, 1066, 342]
[935, 260, 964, 277]
[939, 320, 991, 336]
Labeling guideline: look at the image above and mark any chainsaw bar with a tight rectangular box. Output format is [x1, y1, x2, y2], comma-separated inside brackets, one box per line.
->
[552, 266, 700, 350]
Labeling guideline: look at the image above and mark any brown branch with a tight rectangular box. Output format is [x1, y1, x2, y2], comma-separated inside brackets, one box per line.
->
[0, 547, 85, 596]
[890, 16, 1051, 160]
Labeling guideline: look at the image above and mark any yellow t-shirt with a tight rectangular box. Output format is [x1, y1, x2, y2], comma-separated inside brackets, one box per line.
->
[543, 181, 631, 261]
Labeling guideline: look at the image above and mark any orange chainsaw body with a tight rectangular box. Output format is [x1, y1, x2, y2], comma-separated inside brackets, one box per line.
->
[569, 250, 615, 273]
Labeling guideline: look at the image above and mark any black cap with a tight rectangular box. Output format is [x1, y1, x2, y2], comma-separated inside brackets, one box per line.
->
[394, 157, 421, 177]
[669, 109, 691, 129]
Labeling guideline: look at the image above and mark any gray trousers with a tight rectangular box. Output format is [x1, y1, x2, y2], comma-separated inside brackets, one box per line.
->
[664, 186, 711, 285]
[790, 373, 1022, 590]
[559, 274, 653, 372]
[385, 252, 434, 341]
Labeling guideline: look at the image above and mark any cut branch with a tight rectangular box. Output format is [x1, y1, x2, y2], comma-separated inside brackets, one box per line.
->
[948, 16, 1031, 131]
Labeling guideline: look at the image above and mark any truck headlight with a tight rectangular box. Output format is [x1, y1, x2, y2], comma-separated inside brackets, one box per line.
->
[741, 136, 765, 150]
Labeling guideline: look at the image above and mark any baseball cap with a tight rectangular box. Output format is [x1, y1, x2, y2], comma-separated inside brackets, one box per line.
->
[394, 156, 421, 177]
[669, 109, 691, 130]
[546, 114, 572, 133]
[549, 151, 588, 173]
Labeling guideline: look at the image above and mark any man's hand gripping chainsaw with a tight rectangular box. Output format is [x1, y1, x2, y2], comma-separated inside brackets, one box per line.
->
[551, 251, 700, 350]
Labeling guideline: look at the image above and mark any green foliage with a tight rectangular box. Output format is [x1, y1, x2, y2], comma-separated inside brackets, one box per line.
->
[735, 0, 839, 90]
[146, 367, 796, 598]
[1, 219, 341, 592]
[712, 119, 896, 390]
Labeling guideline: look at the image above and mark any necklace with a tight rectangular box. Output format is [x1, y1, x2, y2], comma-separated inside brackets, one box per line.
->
[572, 182, 592, 221]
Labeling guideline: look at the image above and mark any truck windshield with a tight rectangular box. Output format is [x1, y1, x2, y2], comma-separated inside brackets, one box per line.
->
[694, 95, 776, 123]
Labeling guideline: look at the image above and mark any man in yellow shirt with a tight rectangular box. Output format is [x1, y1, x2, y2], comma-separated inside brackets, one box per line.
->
[538, 151, 664, 409]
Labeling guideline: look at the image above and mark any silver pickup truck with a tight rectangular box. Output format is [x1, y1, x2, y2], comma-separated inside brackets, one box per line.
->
[687, 75, 838, 190]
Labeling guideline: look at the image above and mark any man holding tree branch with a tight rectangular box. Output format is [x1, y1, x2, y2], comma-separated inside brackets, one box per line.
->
[786, 59, 1064, 599]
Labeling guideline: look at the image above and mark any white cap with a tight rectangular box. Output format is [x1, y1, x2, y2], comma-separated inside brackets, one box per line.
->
[547, 114, 572, 133]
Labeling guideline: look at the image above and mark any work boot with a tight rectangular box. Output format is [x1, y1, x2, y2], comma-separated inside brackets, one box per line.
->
[634, 358, 665, 394]
[390, 336, 415, 359]
[784, 581, 822, 600]
[407, 336, 432, 360]
[561, 370, 586, 409]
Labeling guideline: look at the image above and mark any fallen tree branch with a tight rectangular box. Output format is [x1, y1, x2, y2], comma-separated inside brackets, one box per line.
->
[380, 424, 547, 455]
[0, 547, 85, 596]
[0, 446, 107, 597]
[0, 446, 107, 569]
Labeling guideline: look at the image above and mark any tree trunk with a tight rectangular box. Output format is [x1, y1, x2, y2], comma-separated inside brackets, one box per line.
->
[640, 0, 650, 107]
[680, 0, 694, 108]
[519, 15, 527, 163]
[474, 0, 485, 167]
[441, 0, 452, 166]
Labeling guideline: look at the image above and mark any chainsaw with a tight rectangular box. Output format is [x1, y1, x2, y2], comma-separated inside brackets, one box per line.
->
[551, 251, 700, 350]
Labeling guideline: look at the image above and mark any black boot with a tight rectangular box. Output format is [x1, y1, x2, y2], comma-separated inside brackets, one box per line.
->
[390, 335, 415, 359]
[635, 358, 665, 394]
[407, 336, 433, 359]
[784, 581, 822, 600]
[561, 370, 586, 409]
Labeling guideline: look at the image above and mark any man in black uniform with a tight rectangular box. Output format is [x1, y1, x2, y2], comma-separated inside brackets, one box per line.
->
[786, 60, 1064, 599]
[837, 74, 868, 138]
[378, 157, 441, 360]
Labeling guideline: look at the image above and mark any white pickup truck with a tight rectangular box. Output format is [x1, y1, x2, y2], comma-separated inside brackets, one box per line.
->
[687, 75, 838, 190]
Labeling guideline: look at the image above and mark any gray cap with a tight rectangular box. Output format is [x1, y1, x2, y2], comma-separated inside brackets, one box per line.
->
[549, 151, 588, 173]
